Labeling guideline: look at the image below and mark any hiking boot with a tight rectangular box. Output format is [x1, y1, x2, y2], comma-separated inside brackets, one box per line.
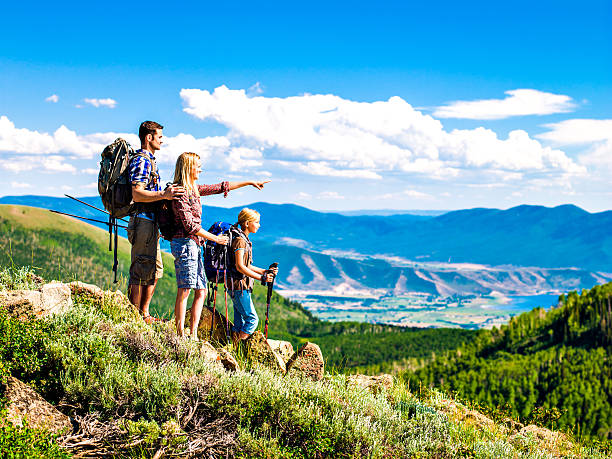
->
[142, 315, 160, 325]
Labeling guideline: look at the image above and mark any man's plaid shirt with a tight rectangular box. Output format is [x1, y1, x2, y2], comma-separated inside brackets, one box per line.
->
[129, 149, 161, 220]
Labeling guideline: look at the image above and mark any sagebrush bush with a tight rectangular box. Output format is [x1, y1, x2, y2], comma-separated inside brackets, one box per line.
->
[1, 284, 609, 458]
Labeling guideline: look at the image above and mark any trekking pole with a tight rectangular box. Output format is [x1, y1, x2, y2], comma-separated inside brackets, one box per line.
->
[64, 194, 128, 223]
[48, 210, 127, 228]
[223, 246, 231, 342]
[210, 271, 220, 341]
[113, 219, 119, 283]
[264, 262, 279, 339]
[206, 282, 215, 340]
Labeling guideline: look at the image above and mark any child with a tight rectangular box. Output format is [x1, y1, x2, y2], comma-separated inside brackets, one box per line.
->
[170, 153, 269, 340]
[228, 208, 278, 340]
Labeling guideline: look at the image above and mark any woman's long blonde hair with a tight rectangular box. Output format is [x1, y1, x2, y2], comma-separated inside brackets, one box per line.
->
[237, 208, 260, 230]
[173, 152, 200, 195]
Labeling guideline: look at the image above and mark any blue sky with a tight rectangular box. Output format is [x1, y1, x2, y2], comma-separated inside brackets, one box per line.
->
[1, 0, 611, 211]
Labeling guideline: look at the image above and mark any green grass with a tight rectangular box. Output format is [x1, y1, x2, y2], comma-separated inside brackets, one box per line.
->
[0, 205, 472, 373]
[1, 279, 605, 458]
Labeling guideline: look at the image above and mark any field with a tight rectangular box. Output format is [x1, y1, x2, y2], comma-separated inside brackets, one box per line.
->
[282, 290, 561, 328]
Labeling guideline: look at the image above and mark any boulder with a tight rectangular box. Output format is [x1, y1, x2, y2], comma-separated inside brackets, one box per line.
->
[267, 339, 294, 364]
[218, 348, 240, 372]
[198, 341, 221, 363]
[436, 399, 495, 430]
[68, 281, 104, 300]
[286, 342, 324, 381]
[191, 305, 233, 345]
[0, 282, 72, 319]
[347, 374, 393, 394]
[3, 376, 72, 435]
[245, 331, 286, 373]
[510, 424, 573, 455]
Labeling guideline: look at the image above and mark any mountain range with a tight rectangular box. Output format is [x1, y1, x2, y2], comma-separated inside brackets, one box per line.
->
[2, 195, 611, 297]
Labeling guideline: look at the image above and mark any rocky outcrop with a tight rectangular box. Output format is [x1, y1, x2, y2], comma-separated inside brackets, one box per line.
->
[510, 424, 574, 456]
[68, 281, 104, 300]
[347, 374, 393, 394]
[267, 339, 294, 364]
[286, 342, 324, 381]
[3, 376, 72, 434]
[192, 305, 233, 344]
[436, 399, 496, 429]
[198, 341, 221, 363]
[0, 281, 72, 319]
[245, 331, 286, 373]
[218, 348, 240, 372]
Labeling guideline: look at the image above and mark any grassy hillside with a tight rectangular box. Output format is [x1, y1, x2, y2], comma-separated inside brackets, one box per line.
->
[0, 204, 176, 318]
[402, 282, 612, 440]
[0, 204, 472, 370]
[1, 271, 607, 458]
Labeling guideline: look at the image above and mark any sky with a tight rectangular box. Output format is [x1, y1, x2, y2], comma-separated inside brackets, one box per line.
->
[1, 0, 611, 212]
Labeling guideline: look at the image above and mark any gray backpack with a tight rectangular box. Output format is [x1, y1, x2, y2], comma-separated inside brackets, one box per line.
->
[98, 138, 138, 219]
[97, 138, 153, 282]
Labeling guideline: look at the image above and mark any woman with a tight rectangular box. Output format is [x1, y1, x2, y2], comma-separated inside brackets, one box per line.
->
[228, 208, 278, 340]
[171, 152, 269, 340]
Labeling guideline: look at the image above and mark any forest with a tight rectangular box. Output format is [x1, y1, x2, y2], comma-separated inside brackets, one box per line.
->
[402, 283, 612, 440]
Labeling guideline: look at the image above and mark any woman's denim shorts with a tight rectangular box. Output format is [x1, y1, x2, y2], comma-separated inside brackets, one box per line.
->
[170, 238, 206, 290]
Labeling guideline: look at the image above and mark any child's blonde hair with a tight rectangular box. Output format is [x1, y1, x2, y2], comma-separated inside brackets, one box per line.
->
[237, 208, 260, 230]
[173, 152, 200, 195]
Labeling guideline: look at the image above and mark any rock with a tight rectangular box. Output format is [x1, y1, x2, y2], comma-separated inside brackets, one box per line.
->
[2, 376, 72, 435]
[68, 281, 104, 299]
[218, 348, 240, 372]
[198, 341, 221, 363]
[267, 339, 294, 364]
[510, 424, 573, 455]
[436, 399, 495, 429]
[245, 331, 286, 373]
[347, 374, 393, 394]
[286, 342, 324, 381]
[0, 282, 72, 319]
[192, 305, 233, 345]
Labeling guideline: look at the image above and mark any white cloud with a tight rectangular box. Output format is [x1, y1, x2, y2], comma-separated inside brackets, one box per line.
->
[296, 161, 382, 179]
[318, 191, 344, 200]
[0, 155, 76, 173]
[45, 94, 59, 103]
[537, 119, 612, 146]
[181, 86, 583, 180]
[226, 146, 263, 171]
[0, 116, 230, 171]
[433, 89, 576, 120]
[83, 168, 99, 174]
[82, 182, 98, 189]
[158, 133, 230, 166]
[247, 82, 264, 97]
[381, 189, 431, 199]
[537, 119, 612, 175]
[10, 181, 32, 189]
[83, 98, 117, 108]
[60, 185, 72, 191]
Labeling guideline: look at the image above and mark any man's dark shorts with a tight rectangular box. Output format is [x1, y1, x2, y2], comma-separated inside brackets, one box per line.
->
[127, 216, 163, 285]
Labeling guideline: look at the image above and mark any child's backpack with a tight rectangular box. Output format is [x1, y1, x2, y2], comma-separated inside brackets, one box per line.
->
[204, 222, 249, 283]
[204, 221, 233, 282]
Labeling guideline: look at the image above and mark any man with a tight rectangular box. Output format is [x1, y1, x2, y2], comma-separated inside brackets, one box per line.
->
[128, 120, 184, 323]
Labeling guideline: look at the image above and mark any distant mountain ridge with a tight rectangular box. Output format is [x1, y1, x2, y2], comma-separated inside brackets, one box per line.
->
[2, 195, 612, 273]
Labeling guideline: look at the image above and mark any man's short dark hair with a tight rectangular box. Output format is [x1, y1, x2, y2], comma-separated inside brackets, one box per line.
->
[139, 121, 164, 144]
